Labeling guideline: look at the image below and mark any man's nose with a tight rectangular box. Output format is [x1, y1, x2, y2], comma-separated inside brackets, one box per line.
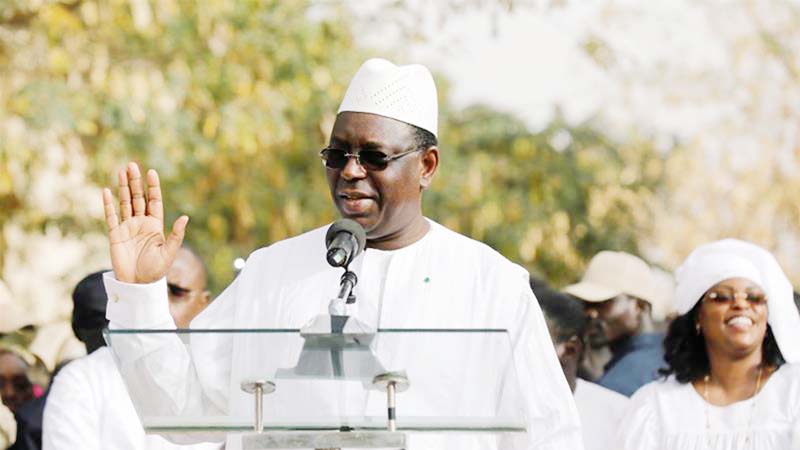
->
[340, 155, 367, 180]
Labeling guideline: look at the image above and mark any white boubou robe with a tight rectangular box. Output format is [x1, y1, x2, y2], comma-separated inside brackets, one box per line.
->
[573, 379, 628, 450]
[617, 364, 800, 450]
[104, 219, 583, 450]
[43, 346, 222, 450]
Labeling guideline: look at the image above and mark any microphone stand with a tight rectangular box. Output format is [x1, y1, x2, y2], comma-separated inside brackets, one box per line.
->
[282, 257, 398, 450]
[301, 262, 374, 336]
[329, 269, 358, 317]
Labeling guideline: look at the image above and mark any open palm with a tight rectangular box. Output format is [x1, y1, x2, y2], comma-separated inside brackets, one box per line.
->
[102, 162, 188, 284]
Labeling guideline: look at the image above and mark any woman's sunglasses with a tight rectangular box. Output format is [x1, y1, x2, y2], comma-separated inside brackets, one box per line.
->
[704, 289, 767, 305]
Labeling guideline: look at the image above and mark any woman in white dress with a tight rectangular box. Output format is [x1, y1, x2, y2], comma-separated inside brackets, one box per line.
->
[618, 239, 800, 450]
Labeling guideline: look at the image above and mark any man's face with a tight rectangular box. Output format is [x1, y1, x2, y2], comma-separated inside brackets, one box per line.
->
[326, 112, 433, 244]
[544, 318, 581, 393]
[0, 351, 33, 413]
[584, 294, 642, 346]
[167, 248, 210, 328]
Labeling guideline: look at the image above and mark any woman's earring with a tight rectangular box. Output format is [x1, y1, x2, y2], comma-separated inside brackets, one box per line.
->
[695, 323, 702, 335]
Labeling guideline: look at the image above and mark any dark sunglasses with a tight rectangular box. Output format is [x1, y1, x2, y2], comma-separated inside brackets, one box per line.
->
[167, 282, 192, 298]
[319, 147, 422, 171]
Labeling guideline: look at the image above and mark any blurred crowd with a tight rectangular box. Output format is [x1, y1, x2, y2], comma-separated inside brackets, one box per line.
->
[1, 247, 214, 450]
[3, 238, 796, 449]
[2, 48, 799, 449]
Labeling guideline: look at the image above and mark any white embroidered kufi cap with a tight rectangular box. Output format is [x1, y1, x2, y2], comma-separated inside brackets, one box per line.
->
[338, 58, 438, 137]
[674, 238, 800, 363]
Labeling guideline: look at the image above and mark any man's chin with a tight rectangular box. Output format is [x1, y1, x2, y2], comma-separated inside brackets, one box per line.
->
[337, 212, 377, 234]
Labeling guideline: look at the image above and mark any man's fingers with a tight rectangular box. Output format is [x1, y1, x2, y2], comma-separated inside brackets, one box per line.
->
[164, 215, 189, 260]
[102, 188, 119, 230]
[118, 168, 132, 220]
[146, 169, 164, 221]
[128, 162, 146, 216]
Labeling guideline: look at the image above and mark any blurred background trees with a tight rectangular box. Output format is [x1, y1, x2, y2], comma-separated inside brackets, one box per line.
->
[432, 105, 663, 285]
[7, 0, 796, 325]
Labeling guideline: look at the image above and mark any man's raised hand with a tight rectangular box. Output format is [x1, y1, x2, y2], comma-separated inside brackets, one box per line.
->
[102, 162, 189, 284]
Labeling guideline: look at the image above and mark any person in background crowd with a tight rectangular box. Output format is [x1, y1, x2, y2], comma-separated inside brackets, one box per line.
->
[564, 250, 664, 396]
[0, 343, 44, 450]
[8, 265, 123, 450]
[0, 350, 35, 416]
[167, 247, 211, 329]
[533, 281, 629, 450]
[0, 351, 31, 418]
[618, 239, 800, 449]
[9, 360, 71, 450]
[43, 248, 220, 450]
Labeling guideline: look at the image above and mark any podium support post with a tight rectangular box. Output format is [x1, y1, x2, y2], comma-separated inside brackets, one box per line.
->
[241, 379, 276, 433]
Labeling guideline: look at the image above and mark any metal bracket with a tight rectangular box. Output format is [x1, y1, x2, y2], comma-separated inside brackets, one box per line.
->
[240, 379, 276, 433]
[372, 372, 410, 432]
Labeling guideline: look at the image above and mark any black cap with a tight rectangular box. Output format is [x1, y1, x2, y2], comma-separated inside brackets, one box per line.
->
[71, 270, 110, 353]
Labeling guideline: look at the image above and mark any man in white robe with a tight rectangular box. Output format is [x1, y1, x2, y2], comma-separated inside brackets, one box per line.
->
[43, 253, 221, 450]
[533, 282, 628, 450]
[100, 58, 583, 449]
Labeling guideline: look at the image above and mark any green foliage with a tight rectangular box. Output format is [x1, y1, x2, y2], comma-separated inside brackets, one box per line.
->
[1, 0, 366, 291]
[1, 0, 665, 294]
[432, 105, 664, 285]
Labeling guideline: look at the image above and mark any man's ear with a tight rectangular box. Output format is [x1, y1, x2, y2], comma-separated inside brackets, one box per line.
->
[200, 290, 212, 305]
[419, 146, 439, 190]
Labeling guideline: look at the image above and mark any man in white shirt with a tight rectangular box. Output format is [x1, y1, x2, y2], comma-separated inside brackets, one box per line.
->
[533, 282, 628, 450]
[100, 58, 583, 449]
[43, 252, 220, 450]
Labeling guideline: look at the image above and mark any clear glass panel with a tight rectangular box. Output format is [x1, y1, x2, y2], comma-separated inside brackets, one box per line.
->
[105, 328, 526, 436]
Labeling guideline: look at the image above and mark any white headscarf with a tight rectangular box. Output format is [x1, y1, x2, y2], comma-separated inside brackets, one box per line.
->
[674, 238, 800, 363]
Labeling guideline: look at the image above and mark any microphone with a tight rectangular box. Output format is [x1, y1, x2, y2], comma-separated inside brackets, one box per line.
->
[325, 219, 367, 268]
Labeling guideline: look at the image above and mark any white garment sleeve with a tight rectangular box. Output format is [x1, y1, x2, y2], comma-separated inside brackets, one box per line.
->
[103, 269, 239, 442]
[43, 361, 101, 450]
[616, 383, 660, 450]
[502, 287, 584, 450]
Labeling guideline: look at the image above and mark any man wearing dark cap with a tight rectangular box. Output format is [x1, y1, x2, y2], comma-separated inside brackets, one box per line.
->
[7, 272, 109, 450]
[70, 271, 109, 354]
[43, 250, 218, 450]
[533, 282, 628, 450]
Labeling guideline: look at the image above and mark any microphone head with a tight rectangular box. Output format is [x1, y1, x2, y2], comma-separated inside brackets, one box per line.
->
[325, 219, 367, 266]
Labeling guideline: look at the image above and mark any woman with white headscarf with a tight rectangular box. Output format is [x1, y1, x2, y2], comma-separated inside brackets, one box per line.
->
[617, 239, 800, 450]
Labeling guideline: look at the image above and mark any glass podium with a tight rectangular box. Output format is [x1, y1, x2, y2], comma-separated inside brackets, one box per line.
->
[105, 320, 528, 449]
